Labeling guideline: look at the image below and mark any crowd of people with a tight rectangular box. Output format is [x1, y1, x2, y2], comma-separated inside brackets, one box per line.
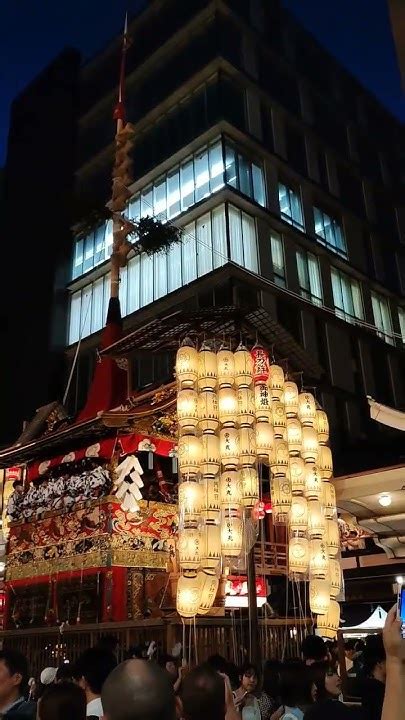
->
[0, 606, 402, 720]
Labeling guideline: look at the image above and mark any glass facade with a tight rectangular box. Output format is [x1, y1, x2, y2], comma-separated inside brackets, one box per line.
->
[270, 231, 286, 287]
[278, 183, 304, 229]
[398, 307, 405, 344]
[371, 291, 394, 345]
[313, 207, 347, 258]
[331, 268, 363, 324]
[296, 249, 322, 306]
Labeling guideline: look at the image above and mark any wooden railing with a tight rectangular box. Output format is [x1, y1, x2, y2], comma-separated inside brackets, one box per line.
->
[254, 541, 288, 575]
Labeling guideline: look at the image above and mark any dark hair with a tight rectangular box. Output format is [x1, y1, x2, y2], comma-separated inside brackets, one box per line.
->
[262, 660, 281, 700]
[301, 635, 328, 663]
[55, 664, 73, 683]
[39, 682, 86, 720]
[0, 649, 29, 692]
[308, 661, 338, 702]
[72, 648, 116, 694]
[279, 660, 313, 708]
[206, 656, 239, 690]
[181, 664, 225, 720]
[158, 653, 176, 668]
[12, 480, 22, 489]
[344, 639, 356, 651]
[363, 634, 386, 676]
[240, 662, 260, 680]
[97, 634, 119, 654]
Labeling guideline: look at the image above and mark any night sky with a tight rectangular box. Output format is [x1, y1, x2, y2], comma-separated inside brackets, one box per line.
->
[0, 0, 403, 166]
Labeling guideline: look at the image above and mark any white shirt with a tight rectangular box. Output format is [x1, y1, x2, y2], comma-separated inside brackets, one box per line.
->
[87, 697, 103, 718]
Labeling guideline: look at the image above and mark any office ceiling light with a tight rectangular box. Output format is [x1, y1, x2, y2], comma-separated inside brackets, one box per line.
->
[378, 493, 392, 507]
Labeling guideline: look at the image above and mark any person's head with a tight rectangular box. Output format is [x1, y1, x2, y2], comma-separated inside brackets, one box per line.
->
[55, 664, 73, 683]
[279, 660, 313, 710]
[97, 635, 119, 658]
[363, 635, 386, 682]
[301, 635, 328, 665]
[102, 659, 176, 720]
[13, 481, 23, 494]
[38, 682, 86, 720]
[309, 662, 341, 701]
[344, 639, 356, 660]
[158, 654, 178, 681]
[72, 648, 116, 700]
[0, 649, 29, 707]
[240, 663, 259, 694]
[262, 660, 281, 699]
[181, 664, 225, 720]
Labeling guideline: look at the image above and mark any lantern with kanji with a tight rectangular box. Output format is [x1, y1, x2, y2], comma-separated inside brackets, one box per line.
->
[251, 344, 270, 384]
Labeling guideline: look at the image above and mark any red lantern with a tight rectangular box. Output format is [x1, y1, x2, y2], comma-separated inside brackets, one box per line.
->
[251, 345, 270, 384]
[0, 591, 6, 614]
[252, 500, 265, 521]
[264, 502, 272, 514]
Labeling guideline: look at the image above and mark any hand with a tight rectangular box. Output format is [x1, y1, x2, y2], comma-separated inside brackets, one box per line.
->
[383, 604, 405, 662]
[218, 673, 234, 709]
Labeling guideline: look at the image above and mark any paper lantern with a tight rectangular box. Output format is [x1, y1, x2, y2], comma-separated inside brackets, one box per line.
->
[271, 475, 292, 519]
[254, 383, 272, 422]
[290, 456, 306, 495]
[304, 464, 322, 501]
[198, 343, 217, 391]
[178, 480, 203, 517]
[218, 387, 238, 427]
[239, 427, 257, 466]
[284, 381, 299, 417]
[316, 410, 329, 444]
[176, 340, 198, 388]
[237, 388, 255, 427]
[256, 421, 275, 460]
[272, 401, 287, 439]
[200, 522, 221, 574]
[198, 573, 219, 614]
[286, 419, 302, 456]
[234, 344, 254, 388]
[309, 539, 330, 579]
[178, 435, 202, 478]
[201, 434, 220, 477]
[290, 495, 308, 533]
[220, 428, 239, 469]
[329, 558, 342, 598]
[289, 536, 309, 574]
[268, 364, 284, 400]
[318, 445, 333, 480]
[198, 390, 219, 434]
[308, 500, 325, 539]
[301, 427, 319, 463]
[251, 345, 270, 384]
[298, 392, 316, 427]
[177, 573, 204, 618]
[220, 470, 242, 508]
[201, 476, 220, 520]
[177, 389, 199, 434]
[327, 519, 340, 557]
[309, 579, 331, 615]
[221, 513, 243, 557]
[270, 439, 289, 476]
[323, 482, 336, 519]
[217, 348, 235, 387]
[240, 467, 259, 507]
[317, 599, 340, 639]
[178, 527, 202, 570]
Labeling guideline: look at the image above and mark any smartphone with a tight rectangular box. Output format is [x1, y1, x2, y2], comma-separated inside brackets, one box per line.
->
[397, 584, 405, 639]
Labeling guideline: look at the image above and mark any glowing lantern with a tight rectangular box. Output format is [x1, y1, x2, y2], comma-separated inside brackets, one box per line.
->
[271, 476, 292, 519]
[220, 470, 242, 508]
[316, 410, 329, 444]
[234, 344, 254, 388]
[218, 387, 238, 427]
[268, 364, 284, 400]
[198, 573, 219, 614]
[201, 476, 220, 520]
[290, 496, 308, 533]
[301, 427, 319, 463]
[178, 481, 203, 517]
[177, 389, 199, 434]
[290, 457, 306, 495]
[317, 599, 340, 639]
[178, 435, 202, 478]
[239, 427, 257, 466]
[240, 467, 259, 507]
[256, 421, 275, 460]
[289, 536, 309, 574]
[254, 383, 272, 422]
[220, 428, 239, 469]
[318, 446, 333, 480]
[201, 434, 220, 477]
[251, 344, 270, 384]
[270, 439, 289, 476]
[237, 388, 255, 427]
[200, 522, 221, 574]
[272, 401, 287, 439]
[177, 573, 204, 618]
[298, 392, 316, 427]
[309, 540, 330, 579]
[217, 348, 235, 387]
[327, 519, 340, 557]
[309, 579, 331, 615]
[178, 527, 202, 570]
[198, 390, 219, 434]
[286, 419, 302, 455]
[284, 381, 299, 417]
[308, 500, 325, 539]
[176, 339, 198, 388]
[221, 512, 243, 556]
[304, 464, 322, 501]
[198, 342, 217, 391]
[323, 482, 336, 519]
[329, 558, 342, 598]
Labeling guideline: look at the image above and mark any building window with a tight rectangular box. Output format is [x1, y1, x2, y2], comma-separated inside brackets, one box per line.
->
[270, 232, 285, 287]
[278, 183, 304, 229]
[313, 207, 347, 257]
[398, 307, 405, 344]
[371, 292, 394, 344]
[331, 268, 363, 324]
[224, 143, 266, 206]
[228, 205, 259, 273]
[296, 249, 322, 306]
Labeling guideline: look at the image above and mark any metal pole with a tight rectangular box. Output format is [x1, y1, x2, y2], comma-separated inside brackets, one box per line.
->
[247, 544, 260, 664]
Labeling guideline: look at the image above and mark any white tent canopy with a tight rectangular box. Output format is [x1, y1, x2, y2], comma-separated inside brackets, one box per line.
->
[368, 397, 405, 431]
[344, 605, 387, 631]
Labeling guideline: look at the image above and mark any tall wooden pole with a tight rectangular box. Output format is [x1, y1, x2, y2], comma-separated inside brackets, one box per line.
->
[247, 526, 260, 664]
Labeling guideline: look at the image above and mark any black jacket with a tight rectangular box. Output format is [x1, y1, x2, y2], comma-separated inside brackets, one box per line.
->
[3, 699, 36, 719]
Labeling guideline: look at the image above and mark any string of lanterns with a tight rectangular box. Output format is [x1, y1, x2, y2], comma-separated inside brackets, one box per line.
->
[175, 338, 342, 637]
